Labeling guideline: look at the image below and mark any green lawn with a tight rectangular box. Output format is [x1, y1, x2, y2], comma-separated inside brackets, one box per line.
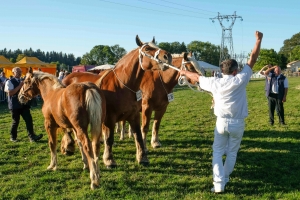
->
[0, 77, 299, 200]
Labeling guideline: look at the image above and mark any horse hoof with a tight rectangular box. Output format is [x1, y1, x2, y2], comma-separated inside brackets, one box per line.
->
[64, 150, 75, 156]
[47, 166, 57, 171]
[90, 183, 99, 190]
[139, 161, 150, 166]
[151, 141, 161, 149]
[106, 164, 117, 169]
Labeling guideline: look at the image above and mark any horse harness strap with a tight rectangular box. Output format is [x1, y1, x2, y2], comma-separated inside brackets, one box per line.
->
[112, 68, 142, 101]
[139, 43, 162, 70]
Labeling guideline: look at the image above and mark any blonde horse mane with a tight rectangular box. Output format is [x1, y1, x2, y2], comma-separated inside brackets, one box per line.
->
[186, 56, 206, 76]
[32, 71, 64, 89]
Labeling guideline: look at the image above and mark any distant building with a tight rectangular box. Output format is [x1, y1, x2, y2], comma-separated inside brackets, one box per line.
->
[287, 60, 300, 72]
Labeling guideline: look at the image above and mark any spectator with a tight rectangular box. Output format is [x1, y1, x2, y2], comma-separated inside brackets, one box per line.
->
[4, 67, 43, 142]
[263, 65, 288, 125]
[58, 69, 64, 81]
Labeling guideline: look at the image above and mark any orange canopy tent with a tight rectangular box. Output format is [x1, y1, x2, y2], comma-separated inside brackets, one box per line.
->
[3, 56, 57, 77]
[0, 55, 14, 67]
[0, 56, 14, 78]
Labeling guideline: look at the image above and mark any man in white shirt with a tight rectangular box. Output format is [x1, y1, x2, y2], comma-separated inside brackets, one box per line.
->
[180, 31, 263, 193]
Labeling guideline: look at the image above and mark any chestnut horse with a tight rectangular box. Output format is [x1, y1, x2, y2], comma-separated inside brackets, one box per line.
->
[116, 52, 204, 151]
[18, 68, 106, 190]
[62, 36, 172, 168]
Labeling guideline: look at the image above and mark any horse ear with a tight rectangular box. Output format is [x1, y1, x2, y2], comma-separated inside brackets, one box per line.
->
[29, 67, 33, 74]
[136, 35, 143, 47]
[152, 36, 155, 43]
[183, 52, 189, 60]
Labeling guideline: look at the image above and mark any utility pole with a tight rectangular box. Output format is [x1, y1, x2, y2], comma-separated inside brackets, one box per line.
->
[210, 11, 243, 64]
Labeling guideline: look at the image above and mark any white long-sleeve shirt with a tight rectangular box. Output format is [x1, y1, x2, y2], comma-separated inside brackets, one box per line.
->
[199, 65, 252, 119]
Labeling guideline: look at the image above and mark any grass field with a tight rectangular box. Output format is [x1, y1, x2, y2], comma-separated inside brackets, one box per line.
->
[0, 77, 300, 200]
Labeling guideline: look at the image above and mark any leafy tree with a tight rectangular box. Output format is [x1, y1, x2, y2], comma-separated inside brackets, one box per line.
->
[16, 54, 26, 62]
[80, 45, 114, 65]
[279, 32, 300, 62]
[252, 49, 282, 71]
[81, 53, 97, 65]
[187, 41, 219, 66]
[158, 42, 172, 53]
[158, 42, 187, 54]
[110, 45, 127, 64]
[290, 45, 300, 61]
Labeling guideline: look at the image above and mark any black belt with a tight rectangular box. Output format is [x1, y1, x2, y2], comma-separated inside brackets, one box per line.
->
[269, 93, 278, 98]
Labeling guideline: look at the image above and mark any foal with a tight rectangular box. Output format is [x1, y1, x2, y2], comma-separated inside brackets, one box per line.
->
[18, 68, 106, 189]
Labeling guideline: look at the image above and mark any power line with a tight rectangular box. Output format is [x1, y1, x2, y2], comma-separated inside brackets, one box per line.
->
[138, 0, 215, 16]
[98, 0, 211, 19]
[160, 0, 216, 14]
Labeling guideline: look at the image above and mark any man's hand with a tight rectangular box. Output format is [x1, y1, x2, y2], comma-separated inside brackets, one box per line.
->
[256, 31, 263, 40]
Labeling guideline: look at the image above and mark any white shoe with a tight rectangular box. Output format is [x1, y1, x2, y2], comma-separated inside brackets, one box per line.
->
[211, 187, 224, 193]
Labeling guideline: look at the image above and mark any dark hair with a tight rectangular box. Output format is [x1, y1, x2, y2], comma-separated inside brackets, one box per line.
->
[220, 59, 238, 75]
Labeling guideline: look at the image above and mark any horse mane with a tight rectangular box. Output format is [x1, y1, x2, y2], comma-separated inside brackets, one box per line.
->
[186, 56, 205, 75]
[114, 47, 139, 67]
[171, 53, 184, 58]
[115, 41, 160, 67]
[32, 71, 64, 89]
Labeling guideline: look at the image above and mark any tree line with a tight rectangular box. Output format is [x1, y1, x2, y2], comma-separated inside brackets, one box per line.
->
[0, 48, 81, 70]
[1, 32, 299, 72]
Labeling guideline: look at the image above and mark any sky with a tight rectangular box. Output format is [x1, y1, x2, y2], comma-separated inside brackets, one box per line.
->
[1, 0, 299, 59]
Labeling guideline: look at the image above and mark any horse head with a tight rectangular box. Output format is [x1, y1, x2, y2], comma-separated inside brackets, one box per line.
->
[18, 67, 40, 104]
[180, 52, 205, 85]
[136, 35, 172, 71]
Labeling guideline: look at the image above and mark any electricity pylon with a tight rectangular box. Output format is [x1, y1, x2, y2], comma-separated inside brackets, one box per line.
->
[210, 11, 243, 64]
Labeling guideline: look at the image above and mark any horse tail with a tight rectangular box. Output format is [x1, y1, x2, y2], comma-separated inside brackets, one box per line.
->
[85, 88, 103, 139]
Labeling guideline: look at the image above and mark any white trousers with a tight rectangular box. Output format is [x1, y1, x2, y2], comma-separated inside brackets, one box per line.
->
[212, 117, 245, 191]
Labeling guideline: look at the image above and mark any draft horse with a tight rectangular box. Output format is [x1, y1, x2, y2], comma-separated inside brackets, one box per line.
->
[18, 68, 106, 190]
[117, 52, 205, 151]
[62, 35, 172, 168]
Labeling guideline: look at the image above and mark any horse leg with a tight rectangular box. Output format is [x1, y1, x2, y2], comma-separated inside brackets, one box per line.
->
[102, 122, 117, 168]
[76, 129, 100, 190]
[60, 128, 75, 155]
[90, 124, 103, 190]
[118, 121, 126, 141]
[128, 115, 149, 165]
[141, 104, 153, 152]
[45, 120, 58, 170]
[128, 123, 133, 138]
[151, 108, 167, 149]
[73, 131, 89, 170]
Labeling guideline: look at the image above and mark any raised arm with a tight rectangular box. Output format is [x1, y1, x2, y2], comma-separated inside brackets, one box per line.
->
[263, 66, 276, 76]
[259, 64, 271, 75]
[247, 31, 263, 69]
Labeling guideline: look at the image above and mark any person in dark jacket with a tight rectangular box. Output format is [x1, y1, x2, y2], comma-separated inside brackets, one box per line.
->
[4, 67, 43, 142]
[263, 65, 288, 125]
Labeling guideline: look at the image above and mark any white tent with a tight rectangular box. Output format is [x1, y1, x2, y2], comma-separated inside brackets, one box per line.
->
[197, 61, 220, 72]
[87, 64, 114, 71]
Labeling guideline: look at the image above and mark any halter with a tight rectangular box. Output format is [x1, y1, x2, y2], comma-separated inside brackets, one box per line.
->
[111, 43, 167, 100]
[138, 43, 163, 70]
[19, 78, 37, 101]
[176, 58, 203, 92]
[158, 59, 190, 96]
